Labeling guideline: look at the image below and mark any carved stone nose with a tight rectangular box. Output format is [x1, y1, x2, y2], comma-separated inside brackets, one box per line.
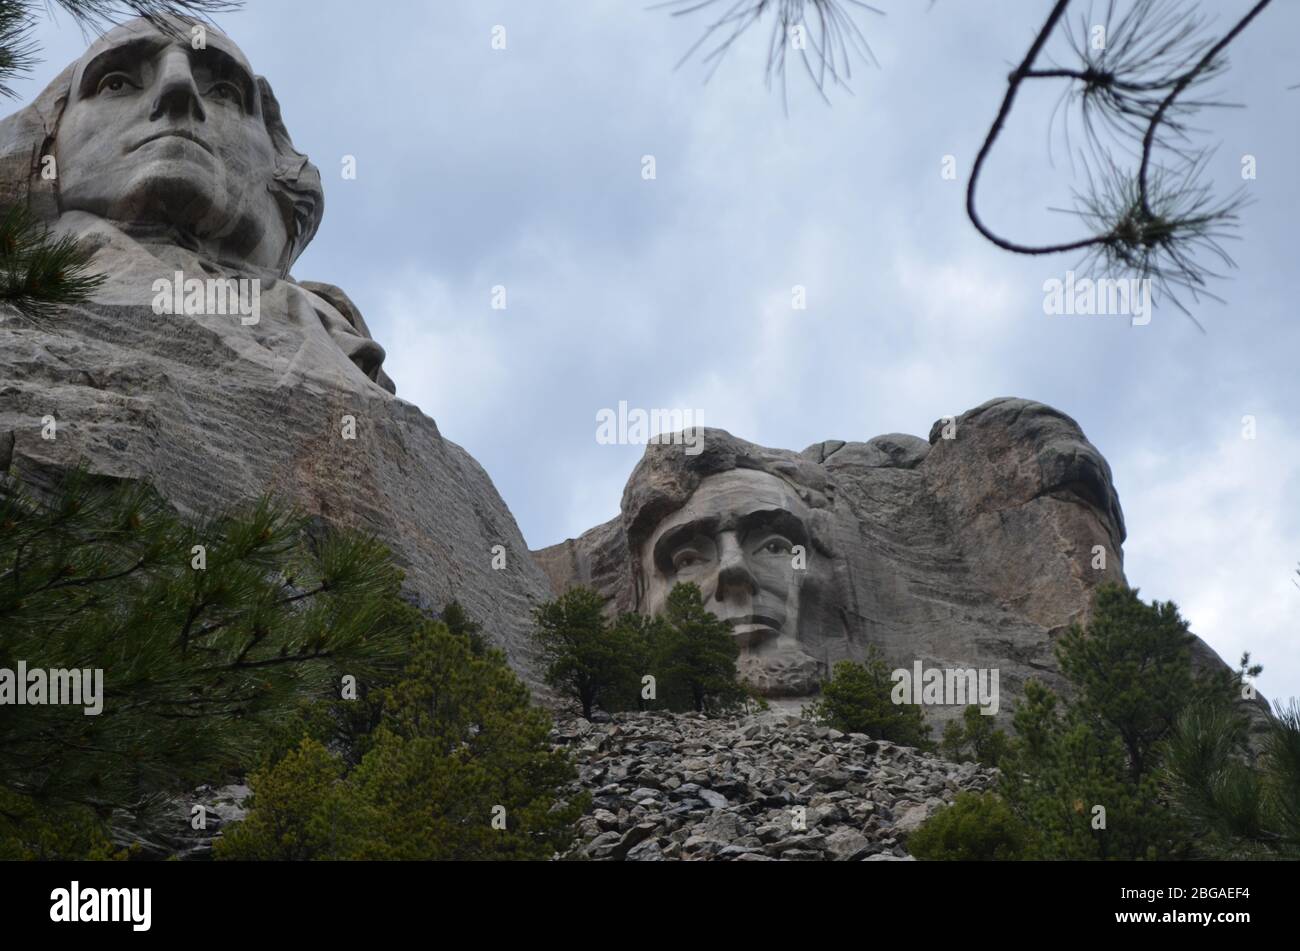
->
[338, 336, 387, 382]
[150, 50, 206, 123]
[714, 533, 757, 600]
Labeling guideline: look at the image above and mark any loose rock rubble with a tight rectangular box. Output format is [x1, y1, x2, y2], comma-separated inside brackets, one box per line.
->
[113, 783, 250, 860]
[553, 710, 998, 861]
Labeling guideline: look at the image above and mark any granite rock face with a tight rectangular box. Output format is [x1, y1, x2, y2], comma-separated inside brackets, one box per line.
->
[555, 710, 997, 861]
[0, 19, 554, 681]
[0, 20, 1253, 725]
[533, 398, 1246, 729]
[0, 296, 553, 679]
[115, 782, 252, 861]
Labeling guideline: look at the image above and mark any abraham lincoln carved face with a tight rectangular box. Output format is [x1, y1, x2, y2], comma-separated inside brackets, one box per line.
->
[634, 465, 832, 696]
[53, 18, 321, 276]
[641, 469, 814, 651]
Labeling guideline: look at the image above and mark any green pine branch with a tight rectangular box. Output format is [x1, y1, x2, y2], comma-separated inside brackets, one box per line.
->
[0, 466, 414, 837]
[0, 205, 106, 325]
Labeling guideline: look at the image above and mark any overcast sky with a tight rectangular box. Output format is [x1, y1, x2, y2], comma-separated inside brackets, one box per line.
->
[15, 1, 1299, 699]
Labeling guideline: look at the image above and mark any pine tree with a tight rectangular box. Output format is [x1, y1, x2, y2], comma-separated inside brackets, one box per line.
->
[209, 737, 351, 861]
[940, 704, 1010, 769]
[1001, 679, 1171, 860]
[803, 647, 932, 748]
[656, 582, 745, 714]
[0, 467, 412, 852]
[1055, 584, 1205, 783]
[658, 1, 1280, 318]
[1163, 694, 1300, 858]
[907, 791, 1031, 861]
[0, 205, 104, 324]
[0, 787, 125, 859]
[997, 584, 1244, 860]
[530, 585, 636, 719]
[442, 599, 489, 656]
[217, 621, 585, 861]
[607, 610, 661, 710]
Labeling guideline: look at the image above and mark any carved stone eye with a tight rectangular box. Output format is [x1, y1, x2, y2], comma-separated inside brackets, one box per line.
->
[97, 73, 134, 95]
[207, 82, 243, 107]
[673, 551, 702, 571]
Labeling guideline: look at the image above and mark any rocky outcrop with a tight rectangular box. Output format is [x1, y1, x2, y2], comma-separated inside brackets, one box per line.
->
[0, 292, 554, 683]
[113, 783, 251, 860]
[555, 710, 997, 861]
[0, 18, 556, 684]
[533, 398, 1250, 728]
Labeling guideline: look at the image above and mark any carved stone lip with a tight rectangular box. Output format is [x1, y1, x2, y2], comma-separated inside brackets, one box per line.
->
[725, 614, 782, 629]
[725, 615, 784, 644]
[131, 129, 214, 155]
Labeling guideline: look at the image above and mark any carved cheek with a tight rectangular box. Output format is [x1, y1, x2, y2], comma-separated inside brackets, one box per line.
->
[751, 556, 792, 597]
[209, 117, 273, 178]
[53, 105, 106, 196]
[693, 563, 721, 599]
[56, 103, 97, 164]
[212, 141, 250, 180]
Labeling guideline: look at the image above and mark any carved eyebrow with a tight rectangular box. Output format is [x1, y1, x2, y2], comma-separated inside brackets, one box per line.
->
[737, 509, 809, 545]
[76, 36, 169, 97]
[651, 507, 808, 569]
[191, 44, 257, 105]
[653, 517, 720, 570]
[75, 36, 258, 111]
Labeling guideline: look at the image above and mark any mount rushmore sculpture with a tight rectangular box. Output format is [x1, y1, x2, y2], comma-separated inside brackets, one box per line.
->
[0, 17, 554, 677]
[536, 399, 1139, 722]
[0, 19, 1248, 727]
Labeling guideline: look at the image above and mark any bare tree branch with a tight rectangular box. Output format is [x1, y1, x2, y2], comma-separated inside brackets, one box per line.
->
[966, 0, 1274, 322]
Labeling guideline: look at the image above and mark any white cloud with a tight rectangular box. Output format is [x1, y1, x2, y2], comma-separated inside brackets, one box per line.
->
[1120, 420, 1300, 702]
[378, 272, 510, 433]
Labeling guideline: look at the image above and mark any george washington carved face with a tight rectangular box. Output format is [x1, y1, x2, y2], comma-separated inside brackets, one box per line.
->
[53, 18, 320, 275]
